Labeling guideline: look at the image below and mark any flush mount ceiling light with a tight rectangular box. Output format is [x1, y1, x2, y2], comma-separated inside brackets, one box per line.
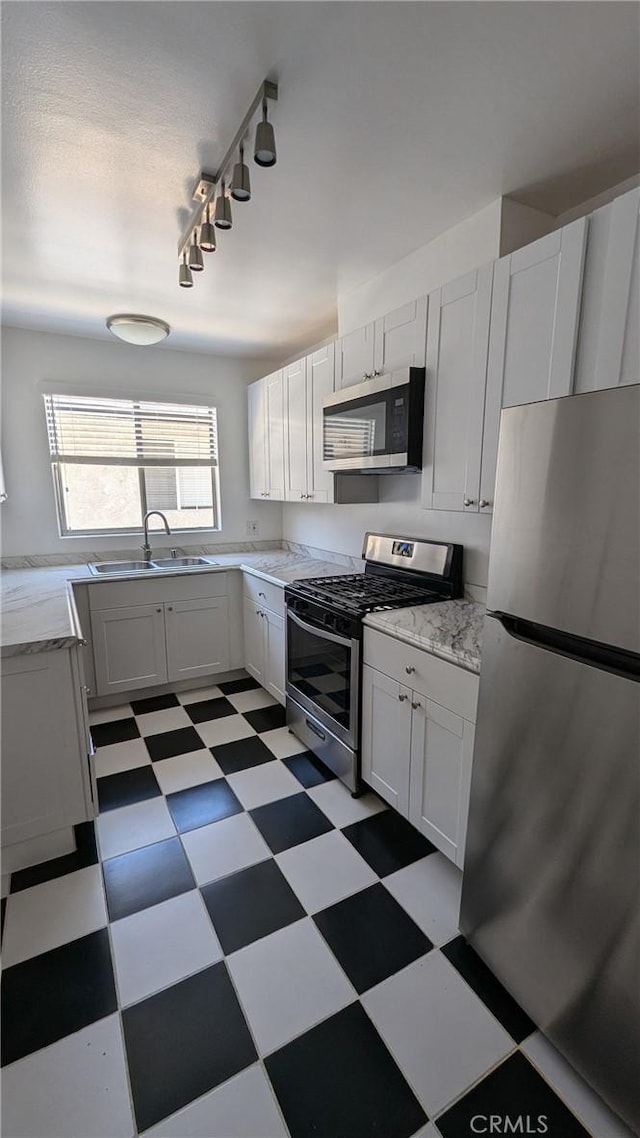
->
[106, 314, 171, 345]
[177, 78, 278, 288]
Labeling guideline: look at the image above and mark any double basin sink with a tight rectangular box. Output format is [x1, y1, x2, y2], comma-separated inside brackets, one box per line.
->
[88, 556, 219, 576]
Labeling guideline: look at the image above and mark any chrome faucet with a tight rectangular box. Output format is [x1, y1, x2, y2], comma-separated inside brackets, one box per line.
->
[141, 511, 171, 562]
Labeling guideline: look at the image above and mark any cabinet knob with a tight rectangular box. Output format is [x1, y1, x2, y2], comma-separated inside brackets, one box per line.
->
[363, 372, 372, 380]
[405, 665, 415, 674]
[463, 497, 476, 507]
[156, 607, 162, 613]
[167, 606, 173, 611]
[411, 700, 422, 710]
[255, 608, 261, 615]
[258, 591, 266, 598]
[398, 693, 409, 702]
[83, 684, 91, 695]
[373, 370, 382, 377]
[479, 499, 492, 509]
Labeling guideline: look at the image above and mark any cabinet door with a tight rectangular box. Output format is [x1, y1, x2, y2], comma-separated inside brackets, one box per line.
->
[374, 297, 427, 374]
[284, 358, 308, 502]
[265, 370, 286, 501]
[335, 324, 375, 388]
[574, 188, 640, 394]
[361, 665, 412, 815]
[264, 608, 286, 706]
[422, 266, 492, 513]
[248, 379, 268, 499]
[307, 343, 335, 503]
[243, 596, 265, 686]
[165, 598, 230, 683]
[91, 605, 167, 695]
[409, 697, 475, 868]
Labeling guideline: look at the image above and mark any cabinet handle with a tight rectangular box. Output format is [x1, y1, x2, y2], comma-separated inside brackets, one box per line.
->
[83, 684, 91, 695]
[373, 370, 382, 377]
[398, 693, 409, 702]
[363, 372, 373, 380]
[255, 608, 261, 615]
[405, 665, 415, 674]
[258, 591, 266, 598]
[463, 497, 476, 507]
[79, 638, 88, 647]
[479, 499, 492, 509]
[411, 700, 422, 710]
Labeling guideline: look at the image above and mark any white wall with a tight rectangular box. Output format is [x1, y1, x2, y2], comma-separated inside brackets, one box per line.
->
[0, 326, 283, 556]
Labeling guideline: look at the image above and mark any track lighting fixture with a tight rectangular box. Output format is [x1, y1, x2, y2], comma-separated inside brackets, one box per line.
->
[176, 78, 278, 287]
[199, 204, 216, 252]
[188, 231, 204, 271]
[179, 253, 193, 288]
[231, 144, 251, 202]
[214, 182, 233, 230]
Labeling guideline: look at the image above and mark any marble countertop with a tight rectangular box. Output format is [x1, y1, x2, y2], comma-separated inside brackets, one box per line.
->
[0, 551, 350, 657]
[364, 599, 485, 674]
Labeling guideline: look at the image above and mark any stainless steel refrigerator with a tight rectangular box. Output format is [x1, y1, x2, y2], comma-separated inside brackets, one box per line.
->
[461, 384, 640, 1135]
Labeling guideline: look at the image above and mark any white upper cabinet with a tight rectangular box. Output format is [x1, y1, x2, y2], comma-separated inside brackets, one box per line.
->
[335, 324, 376, 389]
[284, 357, 308, 502]
[265, 370, 286, 501]
[373, 297, 428, 375]
[247, 379, 269, 499]
[306, 343, 336, 503]
[573, 187, 640, 394]
[422, 266, 493, 514]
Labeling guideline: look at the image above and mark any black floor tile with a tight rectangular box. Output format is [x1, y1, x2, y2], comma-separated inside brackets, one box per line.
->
[144, 725, 205, 762]
[314, 883, 431, 994]
[1, 929, 117, 1066]
[166, 779, 243, 834]
[91, 716, 140, 748]
[97, 765, 161, 813]
[343, 808, 435, 877]
[123, 962, 257, 1132]
[131, 692, 180, 715]
[442, 935, 537, 1043]
[184, 696, 236, 724]
[242, 703, 287, 733]
[283, 751, 337, 789]
[218, 675, 260, 695]
[437, 1052, 590, 1138]
[212, 735, 277, 776]
[10, 821, 98, 893]
[103, 837, 195, 921]
[250, 792, 334, 854]
[201, 859, 305, 954]
[265, 1001, 427, 1138]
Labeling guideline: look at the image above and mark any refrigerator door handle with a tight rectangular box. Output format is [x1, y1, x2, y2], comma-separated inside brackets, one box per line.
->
[491, 611, 640, 683]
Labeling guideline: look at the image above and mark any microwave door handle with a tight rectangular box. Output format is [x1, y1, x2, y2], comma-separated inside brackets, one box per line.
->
[287, 608, 352, 648]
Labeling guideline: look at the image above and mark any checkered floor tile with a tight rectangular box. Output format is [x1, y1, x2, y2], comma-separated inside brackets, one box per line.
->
[1, 674, 629, 1138]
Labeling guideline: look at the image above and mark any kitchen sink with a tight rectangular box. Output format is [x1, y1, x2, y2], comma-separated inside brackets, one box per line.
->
[90, 560, 152, 574]
[152, 557, 215, 568]
[88, 556, 218, 575]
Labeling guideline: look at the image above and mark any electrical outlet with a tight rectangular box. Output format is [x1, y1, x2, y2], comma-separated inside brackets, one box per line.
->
[246, 520, 259, 537]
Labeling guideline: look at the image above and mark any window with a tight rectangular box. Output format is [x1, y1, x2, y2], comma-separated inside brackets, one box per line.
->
[43, 394, 220, 535]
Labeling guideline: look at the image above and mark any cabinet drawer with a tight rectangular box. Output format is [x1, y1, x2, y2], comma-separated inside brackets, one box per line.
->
[363, 627, 479, 722]
[242, 572, 284, 616]
[89, 571, 228, 611]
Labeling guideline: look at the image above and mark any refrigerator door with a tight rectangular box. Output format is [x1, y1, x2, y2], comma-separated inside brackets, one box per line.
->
[487, 384, 639, 654]
[461, 615, 640, 1133]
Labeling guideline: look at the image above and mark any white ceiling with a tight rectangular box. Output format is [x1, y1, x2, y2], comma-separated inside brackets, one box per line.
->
[2, 2, 639, 358]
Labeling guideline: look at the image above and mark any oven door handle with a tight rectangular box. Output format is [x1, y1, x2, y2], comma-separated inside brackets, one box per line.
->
[287, 607, 353, 648]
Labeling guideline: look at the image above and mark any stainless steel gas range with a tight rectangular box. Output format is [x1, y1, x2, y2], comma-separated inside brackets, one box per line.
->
[284, 532, 463, 794]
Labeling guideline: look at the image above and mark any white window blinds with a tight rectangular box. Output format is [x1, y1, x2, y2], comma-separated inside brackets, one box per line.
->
[43, 394, 218, 467]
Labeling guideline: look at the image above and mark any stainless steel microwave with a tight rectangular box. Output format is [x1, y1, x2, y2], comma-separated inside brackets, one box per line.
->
[322, 367, 425, 473]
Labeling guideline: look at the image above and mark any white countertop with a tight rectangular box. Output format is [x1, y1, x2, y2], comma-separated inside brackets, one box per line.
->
[364, 599, 485, 674]
[0, 551, 346, 657]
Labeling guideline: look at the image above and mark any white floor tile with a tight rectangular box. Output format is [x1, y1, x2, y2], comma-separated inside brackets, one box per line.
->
[178, 685, 223, 705]
[521, 1032, 636, 1138]
[306, 779, 386, 828]
[181, 812, 270, 885]
[93, 736, 151, 779]
[227, 917, 355, 1055]
[384, 853, 462, 946]
[88, 703, 133, 725]
[276, 830, 378, 913]
[226, 688, 278, 714]
[260, 725, 308, 760]
[196, 714, 256, 748]
[96, 797, 176, 860]
[227, 760, 301, 810]
[145, 1064, 288, 1137]
[2, 865, 107, 967]
[362, 951, 513, 1116]
[0, 1014, 134, 1138]
[153, 749, 224, 795]
[135, 705, 192, 736]
[111, 890, 222, 1007]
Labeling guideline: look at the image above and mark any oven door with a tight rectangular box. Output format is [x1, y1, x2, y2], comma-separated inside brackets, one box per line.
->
[286, 605, 359, 749]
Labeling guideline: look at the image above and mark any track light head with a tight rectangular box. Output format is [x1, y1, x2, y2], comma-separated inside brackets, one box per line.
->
[231, 145, 252, 202]
[179, 253, 193, 288]
[254, 101, 276, 167]
[199, 204, 217, 252]
[214, 183, 233, 230]
[188, 231, 204, 271]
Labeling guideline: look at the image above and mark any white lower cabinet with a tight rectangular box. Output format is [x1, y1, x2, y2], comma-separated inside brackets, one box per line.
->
[362, 629, 479, 868]
[166, 598, 230, 682]
[263, 608, 285, 704]
[242, 578, 286, 706]
[243, 596, 266, 687]
[91, 604, 168, 694]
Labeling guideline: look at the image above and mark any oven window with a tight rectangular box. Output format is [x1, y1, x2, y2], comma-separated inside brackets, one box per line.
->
[288, 619, 351, 729]
[323, 401, 387, 461]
